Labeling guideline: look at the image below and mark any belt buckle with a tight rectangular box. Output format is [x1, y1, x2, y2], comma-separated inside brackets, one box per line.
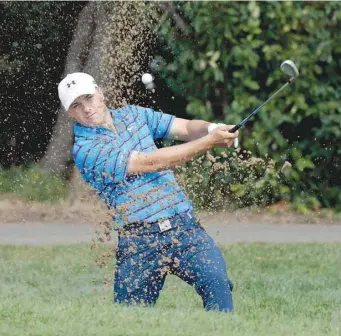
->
[158, 219, 172, 232]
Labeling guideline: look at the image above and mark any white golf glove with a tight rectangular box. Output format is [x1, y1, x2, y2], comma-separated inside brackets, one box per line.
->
[208, 123, 239, 148]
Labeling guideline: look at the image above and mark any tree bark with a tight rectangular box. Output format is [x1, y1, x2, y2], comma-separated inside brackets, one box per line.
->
[39, 2, 100, 177]
[40, 1, 153, 185]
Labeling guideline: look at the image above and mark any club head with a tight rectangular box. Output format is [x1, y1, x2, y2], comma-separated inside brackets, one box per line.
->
[280, 60, 299, 79]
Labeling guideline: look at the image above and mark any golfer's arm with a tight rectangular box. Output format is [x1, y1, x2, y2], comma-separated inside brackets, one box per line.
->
[167, 118, 211, 142]
[127, 135, 214, 174]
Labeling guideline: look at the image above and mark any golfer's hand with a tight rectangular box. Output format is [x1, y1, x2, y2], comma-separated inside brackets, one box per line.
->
[209, 125, 239, 148]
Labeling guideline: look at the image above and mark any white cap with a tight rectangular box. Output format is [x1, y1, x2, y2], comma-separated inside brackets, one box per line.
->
[58, 72, 98, 111]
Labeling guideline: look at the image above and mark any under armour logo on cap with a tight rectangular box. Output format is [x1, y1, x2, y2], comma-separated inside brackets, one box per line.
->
[67, 80, 76, 88]
[58, 73, 98, 111]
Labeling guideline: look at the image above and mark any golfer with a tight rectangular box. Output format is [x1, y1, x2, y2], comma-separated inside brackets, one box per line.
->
[58, 72, 239, 312]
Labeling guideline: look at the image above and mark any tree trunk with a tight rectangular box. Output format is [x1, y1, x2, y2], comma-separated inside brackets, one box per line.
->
[40, 1, 154, 186]
[39, 2, 102, 177]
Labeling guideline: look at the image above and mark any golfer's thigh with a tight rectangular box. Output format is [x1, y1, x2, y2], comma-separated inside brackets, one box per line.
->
[176, 228, 233, 290]
[113, 237, 166, 304]
[113, 263, 166, 304]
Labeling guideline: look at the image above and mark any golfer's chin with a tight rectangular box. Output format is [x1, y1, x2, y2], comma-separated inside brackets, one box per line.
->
[83, 116, 103, 128]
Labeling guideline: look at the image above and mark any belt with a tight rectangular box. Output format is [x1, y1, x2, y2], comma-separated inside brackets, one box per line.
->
[116, 210, 199, 236]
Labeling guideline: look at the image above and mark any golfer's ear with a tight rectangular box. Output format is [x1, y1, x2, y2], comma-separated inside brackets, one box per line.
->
[98, 87, 105, 101]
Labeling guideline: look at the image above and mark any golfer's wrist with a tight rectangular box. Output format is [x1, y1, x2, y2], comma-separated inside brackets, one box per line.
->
[207, 123, 223, 147]
[208, 123, 219, 134]
[204, 133, 217, 148]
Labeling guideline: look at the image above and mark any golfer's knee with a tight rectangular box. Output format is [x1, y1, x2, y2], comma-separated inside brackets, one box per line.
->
[201, 272, 233, 292]
[200, 272, 233, 294]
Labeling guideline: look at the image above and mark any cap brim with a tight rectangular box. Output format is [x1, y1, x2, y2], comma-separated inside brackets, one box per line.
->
[64, 86, 96, 111]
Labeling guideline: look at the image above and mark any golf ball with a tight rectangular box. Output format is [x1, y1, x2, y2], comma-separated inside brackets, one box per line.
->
[142, 73, 153, 85]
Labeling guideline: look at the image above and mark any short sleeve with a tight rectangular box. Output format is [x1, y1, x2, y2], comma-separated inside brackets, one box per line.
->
[73, 141, 133, 185]
[134, 106, 175, 140]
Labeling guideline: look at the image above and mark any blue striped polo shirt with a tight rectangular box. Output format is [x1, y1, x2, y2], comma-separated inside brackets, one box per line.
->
[72, 105, 193, 227]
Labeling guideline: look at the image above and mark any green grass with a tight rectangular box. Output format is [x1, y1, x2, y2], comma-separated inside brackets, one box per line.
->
[1, 243, 341, 336]
[0, 166, 67, 202]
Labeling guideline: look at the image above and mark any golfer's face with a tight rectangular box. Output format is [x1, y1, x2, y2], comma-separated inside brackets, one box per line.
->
[67, 89, 106, 127]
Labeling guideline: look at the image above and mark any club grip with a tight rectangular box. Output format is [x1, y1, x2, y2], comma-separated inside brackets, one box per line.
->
[228, 124, 241, 133]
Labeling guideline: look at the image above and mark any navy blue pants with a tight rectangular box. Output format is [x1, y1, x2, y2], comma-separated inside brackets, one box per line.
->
[113, 211, 234, 312]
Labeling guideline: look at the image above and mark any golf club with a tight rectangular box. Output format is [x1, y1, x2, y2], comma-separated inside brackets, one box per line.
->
[229, 60, 299, 134]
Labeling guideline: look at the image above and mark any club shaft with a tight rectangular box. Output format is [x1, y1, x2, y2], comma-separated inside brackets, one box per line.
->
[229, 80, 291, 133]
